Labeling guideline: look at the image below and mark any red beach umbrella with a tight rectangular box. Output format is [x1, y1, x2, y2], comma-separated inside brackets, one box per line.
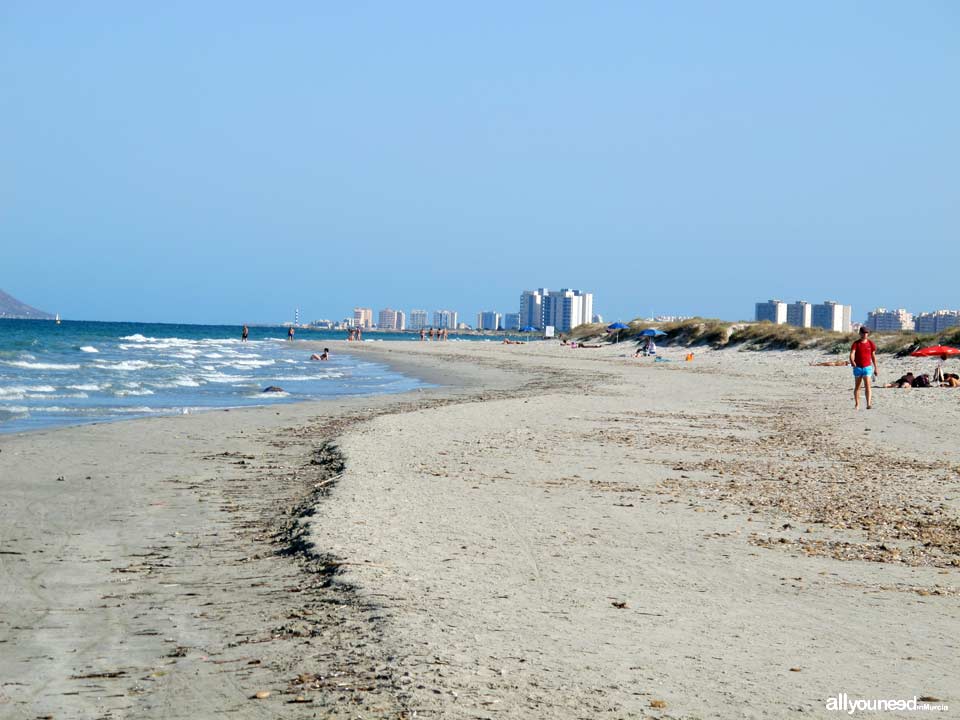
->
[910, 345, 960, 359]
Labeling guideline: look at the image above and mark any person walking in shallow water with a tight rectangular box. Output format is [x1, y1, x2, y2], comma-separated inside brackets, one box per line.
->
[241, 324, 249, 342]
[287, 326, 295, 341]
[849, 326, 878, 410]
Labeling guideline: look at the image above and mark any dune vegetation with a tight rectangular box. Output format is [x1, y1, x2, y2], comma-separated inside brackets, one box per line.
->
[570, 318, 959, 356]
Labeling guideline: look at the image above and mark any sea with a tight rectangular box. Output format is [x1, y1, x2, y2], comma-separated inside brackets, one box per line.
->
[0, 319, 466, 434]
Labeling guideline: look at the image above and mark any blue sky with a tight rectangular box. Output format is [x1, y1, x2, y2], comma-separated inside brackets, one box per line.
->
[2, 2, 957, 324]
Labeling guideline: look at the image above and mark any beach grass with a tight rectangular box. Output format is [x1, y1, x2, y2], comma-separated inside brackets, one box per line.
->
[570, 318, 960, 355]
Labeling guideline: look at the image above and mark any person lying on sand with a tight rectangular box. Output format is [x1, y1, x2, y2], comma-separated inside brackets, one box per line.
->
[503, 339, 525, 345]
[883, 373, 915, 388]
[941, 373, 960, 388]
[810, 360, 850, 366]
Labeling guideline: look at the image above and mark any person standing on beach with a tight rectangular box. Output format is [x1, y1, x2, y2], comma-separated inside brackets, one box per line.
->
[849, 326, 878, 409]
[241, 324, 249, 342]
[419, 328, 425, 341]
[287, 326, 295, 341]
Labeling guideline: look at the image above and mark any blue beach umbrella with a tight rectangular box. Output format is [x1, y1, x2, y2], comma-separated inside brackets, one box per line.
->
[639, 328, 667, 337]
[520, 325, 538, 333]
[607, 321, 629, 343]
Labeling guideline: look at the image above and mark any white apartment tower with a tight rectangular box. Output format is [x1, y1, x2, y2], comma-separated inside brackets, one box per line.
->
[477, 311, 501, 331]
[353, 307, 373, 329]
[522, 288, 593, 332]
[408, 310, 429, 331]
[915, 310, 960, 333]
[520, 289, 546, 330]
[786, 301, 812, 328]
[377, 308, 405, 331]
[865, 308, 914, 332]
[812, 300, 852, 333]
[433, 310, 458, 329]
[502, 313, 520, 331]
[755, 300, 787, 324]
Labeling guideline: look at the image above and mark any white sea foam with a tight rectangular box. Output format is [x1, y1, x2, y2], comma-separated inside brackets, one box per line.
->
[0, 405, 30, 414]
[5, 361, 81, 371]
[201, 372, 252, 383]
[0, 385, 57, 396]
[68, 383, 103, 392]
[250, 391, 289, 398]
[119, 334, 151, 342]
[152, 376, 201, 388]
[115, 388, 155, 396]
[94, 360, 155, 371]
[29, 392, 89, 399]
[79, 346, 100, 353]
[225, 359, 275, 368]
[271, 373, 345, 381]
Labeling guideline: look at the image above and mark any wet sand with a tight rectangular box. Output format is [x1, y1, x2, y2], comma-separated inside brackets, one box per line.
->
[1, 340, 957, 718]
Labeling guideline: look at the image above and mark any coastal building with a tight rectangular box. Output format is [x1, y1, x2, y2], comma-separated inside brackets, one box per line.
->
[519, 288, 594, 331]
[433, 310, 458, 329]
[377, 308, 405, 331]
[520, 289, 546, 330]
[755, 300, 787, 324]
[408, 309, 429, 331]
[477, 311, 501, 331]
[502, 313, 520, 330]
[864, 308, 914, 332]
[551, 289, 593, 333]
[786, 301, 812, 328]
[593, 314, 604, 324]
[654, 315, 690, 323]
[353, 307, 373, 329]
[812, 300, 852, 333]
[915, 310, 960, 333]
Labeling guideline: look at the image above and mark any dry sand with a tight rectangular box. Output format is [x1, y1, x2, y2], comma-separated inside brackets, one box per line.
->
[1, 340, 957, 718]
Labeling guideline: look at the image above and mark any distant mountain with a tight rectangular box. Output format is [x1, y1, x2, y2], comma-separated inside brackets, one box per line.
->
[0, 289, 54, 319]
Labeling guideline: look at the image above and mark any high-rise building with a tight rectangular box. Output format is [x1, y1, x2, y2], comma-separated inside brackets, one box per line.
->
[786, 301, 812, 328]
[865, 308, 914, 332]
[502, 313, 520, 330]
[755, 300, 787, 324]
[545, 289, 594, 332]
[523, 288, 593, 332]
[476, 311, 501, 331]
[377, 308, 405, 331]
[433, 310, 458, 329]
[353, 307, 373, 329]
[811, 300, 852, 332]
[915, 310, 960, 334]
[520, 289, 546, 330]
[408, 309, 429, 331]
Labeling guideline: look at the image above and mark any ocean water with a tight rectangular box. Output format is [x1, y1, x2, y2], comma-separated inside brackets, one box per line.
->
[0, 320, 439, 434]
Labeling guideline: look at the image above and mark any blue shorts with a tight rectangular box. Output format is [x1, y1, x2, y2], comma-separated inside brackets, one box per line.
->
[853, 366, 874, 378]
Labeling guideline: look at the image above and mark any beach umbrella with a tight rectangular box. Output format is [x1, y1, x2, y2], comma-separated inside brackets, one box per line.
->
[607, 321, 629, 344]
[520, 325, 538, 333]
[911, 345, 960, 381]
[910, 345, 960, 359]
[638, 328, 667, 337]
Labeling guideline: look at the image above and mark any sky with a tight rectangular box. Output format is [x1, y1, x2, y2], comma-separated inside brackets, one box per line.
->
[1, 2, 957, 325]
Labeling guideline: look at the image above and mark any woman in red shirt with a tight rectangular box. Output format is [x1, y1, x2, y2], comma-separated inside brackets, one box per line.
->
[848, 327, 879, 409]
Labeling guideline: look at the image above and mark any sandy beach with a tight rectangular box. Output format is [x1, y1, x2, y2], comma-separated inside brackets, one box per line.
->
[2, 340, 957, 718]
